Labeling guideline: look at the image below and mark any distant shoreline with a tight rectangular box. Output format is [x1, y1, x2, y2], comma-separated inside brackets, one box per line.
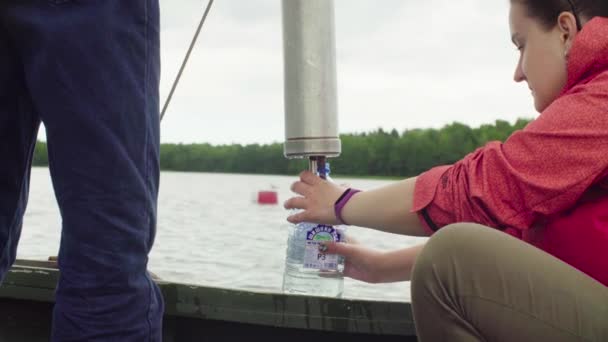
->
[29, 166, 402, 180]
[31, 119, 531, 179]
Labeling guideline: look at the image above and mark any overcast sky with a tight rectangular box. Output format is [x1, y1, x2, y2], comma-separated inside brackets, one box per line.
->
[47, 0, 538, 145]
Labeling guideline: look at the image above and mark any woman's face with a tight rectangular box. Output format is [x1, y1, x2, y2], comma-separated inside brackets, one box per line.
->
[509, 2, 577, 112]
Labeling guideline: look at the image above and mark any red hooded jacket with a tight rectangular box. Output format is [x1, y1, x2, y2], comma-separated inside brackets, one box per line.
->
[413, 17, 608, 286]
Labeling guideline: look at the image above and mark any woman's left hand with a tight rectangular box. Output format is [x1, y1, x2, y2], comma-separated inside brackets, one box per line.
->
[284, 170, 347, 225]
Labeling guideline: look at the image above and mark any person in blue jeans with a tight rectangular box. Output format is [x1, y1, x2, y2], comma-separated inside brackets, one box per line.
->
[0, 1, 164, 340]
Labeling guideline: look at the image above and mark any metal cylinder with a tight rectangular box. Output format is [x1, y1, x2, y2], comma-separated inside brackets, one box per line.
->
[281, 0, 341, 159]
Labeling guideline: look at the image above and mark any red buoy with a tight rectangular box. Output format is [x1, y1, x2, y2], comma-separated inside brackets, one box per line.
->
[257, 191, 278, 205]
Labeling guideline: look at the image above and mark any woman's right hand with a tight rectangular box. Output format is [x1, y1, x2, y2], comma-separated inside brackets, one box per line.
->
[321, 241, 388, 284]
[323, 240, 425, 283]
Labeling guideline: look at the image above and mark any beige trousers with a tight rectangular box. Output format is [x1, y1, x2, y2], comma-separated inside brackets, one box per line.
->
[411, 223, 608, 341]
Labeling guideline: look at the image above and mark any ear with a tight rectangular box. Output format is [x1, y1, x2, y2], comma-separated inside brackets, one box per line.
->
[556, 12, 578, 57]
[557, 11, 579, 41]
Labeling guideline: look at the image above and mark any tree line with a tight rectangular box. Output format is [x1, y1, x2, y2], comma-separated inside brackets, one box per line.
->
[32, 118, 531, 177]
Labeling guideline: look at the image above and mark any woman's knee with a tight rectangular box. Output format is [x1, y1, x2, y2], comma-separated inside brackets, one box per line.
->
[416, 222, 486, 263]
[411, 223, 489, 292]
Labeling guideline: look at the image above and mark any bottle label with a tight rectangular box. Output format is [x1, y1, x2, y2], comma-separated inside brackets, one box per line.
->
[303, 224, 342, 270]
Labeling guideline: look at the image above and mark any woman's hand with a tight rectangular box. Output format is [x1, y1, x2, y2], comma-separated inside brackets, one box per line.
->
[323, 241, 425, 283]
[322, 241, 389, 283]
[284, 170, 348, 225]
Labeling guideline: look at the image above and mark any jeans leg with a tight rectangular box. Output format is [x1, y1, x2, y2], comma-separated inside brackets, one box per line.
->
[3, 1, 163, 340]
[0, 15, 40, 282]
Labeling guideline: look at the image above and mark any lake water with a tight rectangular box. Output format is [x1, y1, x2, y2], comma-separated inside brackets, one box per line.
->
[20, 168, 427, 302]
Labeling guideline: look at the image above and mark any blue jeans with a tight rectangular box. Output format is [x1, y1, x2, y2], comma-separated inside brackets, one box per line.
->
[0, 1, 164, 340]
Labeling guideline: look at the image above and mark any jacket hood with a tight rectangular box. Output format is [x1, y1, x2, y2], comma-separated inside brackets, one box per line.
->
[561, 16, 608, 95]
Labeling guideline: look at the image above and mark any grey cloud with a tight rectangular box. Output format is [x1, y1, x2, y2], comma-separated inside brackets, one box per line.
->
[157, 0, 534, 145]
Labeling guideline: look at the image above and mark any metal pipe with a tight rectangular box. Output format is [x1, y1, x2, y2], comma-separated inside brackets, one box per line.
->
[281, 0, 341, 159]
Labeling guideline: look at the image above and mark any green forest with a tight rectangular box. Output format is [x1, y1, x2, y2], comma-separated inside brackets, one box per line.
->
[32, 118, 531, 178]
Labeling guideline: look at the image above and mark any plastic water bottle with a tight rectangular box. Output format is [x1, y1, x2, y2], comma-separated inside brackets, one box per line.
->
[282, 163, 346, 297]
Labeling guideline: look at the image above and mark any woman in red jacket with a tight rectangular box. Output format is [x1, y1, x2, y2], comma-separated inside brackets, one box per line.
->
[285, 0, 608, 340]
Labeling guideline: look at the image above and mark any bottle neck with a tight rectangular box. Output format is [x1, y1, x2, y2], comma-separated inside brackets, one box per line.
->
[309, 158, 330, 180]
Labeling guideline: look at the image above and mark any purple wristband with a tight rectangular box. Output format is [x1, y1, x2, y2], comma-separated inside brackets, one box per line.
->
[334, 188, 361, 225]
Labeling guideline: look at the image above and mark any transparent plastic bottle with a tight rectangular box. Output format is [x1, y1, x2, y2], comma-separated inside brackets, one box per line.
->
[282, 163, 346, 297]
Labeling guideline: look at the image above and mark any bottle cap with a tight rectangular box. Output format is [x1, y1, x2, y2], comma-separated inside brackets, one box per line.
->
[317, 162, 330, 177]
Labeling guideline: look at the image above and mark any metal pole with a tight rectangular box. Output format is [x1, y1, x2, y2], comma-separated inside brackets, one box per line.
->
[281, 0, 341, 159]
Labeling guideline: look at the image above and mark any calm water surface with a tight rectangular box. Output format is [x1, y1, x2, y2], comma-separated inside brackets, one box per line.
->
[20, 168, 427, 302]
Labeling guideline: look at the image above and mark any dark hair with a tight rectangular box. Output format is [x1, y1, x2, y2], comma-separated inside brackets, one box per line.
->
[513, 0, 608, 30]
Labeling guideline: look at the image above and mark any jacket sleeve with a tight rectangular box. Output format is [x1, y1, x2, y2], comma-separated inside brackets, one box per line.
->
[411, 79, 608, 234]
